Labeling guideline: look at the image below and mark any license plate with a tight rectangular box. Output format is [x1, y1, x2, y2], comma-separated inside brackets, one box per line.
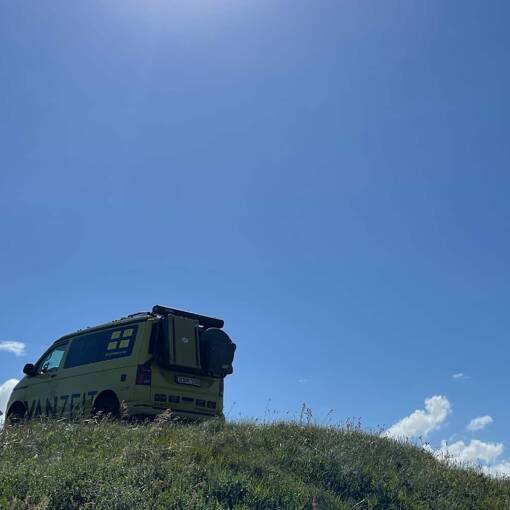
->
[175, 376, 201, 387]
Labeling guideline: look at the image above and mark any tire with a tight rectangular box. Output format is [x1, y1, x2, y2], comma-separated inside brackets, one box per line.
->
[6, 403, 26, 424]
[92, 393, 120, 419]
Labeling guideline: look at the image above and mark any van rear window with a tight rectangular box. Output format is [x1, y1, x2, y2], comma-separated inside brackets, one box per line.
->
[64, 325, 138, 368]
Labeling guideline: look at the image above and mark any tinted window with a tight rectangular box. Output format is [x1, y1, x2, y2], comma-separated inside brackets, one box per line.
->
[64, 325, 138, 369]
[38, 343, 68, 373]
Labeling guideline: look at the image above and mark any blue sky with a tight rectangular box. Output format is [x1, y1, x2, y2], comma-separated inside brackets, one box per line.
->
[1, 0, 510, 472]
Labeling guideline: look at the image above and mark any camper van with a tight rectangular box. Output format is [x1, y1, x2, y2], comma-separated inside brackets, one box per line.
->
[6, 305, 236, 421]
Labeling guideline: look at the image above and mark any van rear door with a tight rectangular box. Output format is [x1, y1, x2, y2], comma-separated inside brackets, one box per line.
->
[151, 315, 219, 416]
[151, 367, 220, 417]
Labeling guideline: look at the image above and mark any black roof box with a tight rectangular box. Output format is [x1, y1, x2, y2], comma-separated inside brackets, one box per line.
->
[152, 305, 224, 329]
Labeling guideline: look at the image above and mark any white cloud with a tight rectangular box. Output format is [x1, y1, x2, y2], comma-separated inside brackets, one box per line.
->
[434, 439, 510, 478]
[430, 437, 510, 478]
[436, 439, 504, 465]
[383, 396, 451, 439]
[452, 373, 467, 380]
[0, 378, 19, 426]
[384, 394, 509, 478]
[0, 341, 26, 356]
[482, 462, 510, 478]
[467, 415, 493, 432]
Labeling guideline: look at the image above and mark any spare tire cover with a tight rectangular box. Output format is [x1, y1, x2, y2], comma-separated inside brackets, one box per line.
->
[200, 328, 236, 377]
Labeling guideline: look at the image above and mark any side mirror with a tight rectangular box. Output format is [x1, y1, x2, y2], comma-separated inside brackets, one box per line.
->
[23, 363, 36, 377]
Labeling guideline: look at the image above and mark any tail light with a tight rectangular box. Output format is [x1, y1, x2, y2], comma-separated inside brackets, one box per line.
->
[136, 365, 152, 385]
[219, 378, 224, 397]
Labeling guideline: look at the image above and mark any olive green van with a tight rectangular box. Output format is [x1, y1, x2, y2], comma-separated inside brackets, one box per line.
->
[6, 305, 236, 421]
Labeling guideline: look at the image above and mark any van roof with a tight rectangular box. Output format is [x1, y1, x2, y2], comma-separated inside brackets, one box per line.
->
[53, 305, 224, 345]
[56, 313, 154, 344]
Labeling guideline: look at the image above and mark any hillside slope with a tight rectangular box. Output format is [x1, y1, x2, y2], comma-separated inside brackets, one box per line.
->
[1, 418, 509, 509]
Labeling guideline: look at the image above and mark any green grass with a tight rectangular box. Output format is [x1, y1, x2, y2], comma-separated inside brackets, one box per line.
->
[1, 416, 509, 509]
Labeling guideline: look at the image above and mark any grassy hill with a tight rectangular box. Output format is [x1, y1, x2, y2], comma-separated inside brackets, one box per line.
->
[1, 416, 510, 510]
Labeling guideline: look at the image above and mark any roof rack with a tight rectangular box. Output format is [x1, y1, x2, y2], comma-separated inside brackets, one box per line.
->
[126, 312, 151, 319]
[152, 305, 224, 329]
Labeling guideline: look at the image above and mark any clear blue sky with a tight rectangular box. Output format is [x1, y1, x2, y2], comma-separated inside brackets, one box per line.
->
[1, 0, 510, 470]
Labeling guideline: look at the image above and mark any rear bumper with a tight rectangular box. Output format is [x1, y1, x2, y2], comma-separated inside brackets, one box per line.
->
[127, 402, 220, 420]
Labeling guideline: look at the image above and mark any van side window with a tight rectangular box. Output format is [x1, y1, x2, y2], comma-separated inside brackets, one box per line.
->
[64, 325, 138, 369]
[38, 344, 67, 374]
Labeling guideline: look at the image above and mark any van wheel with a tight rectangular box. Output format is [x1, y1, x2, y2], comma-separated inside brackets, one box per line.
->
[92, 393, 120, 419]
[7, 403, 26, 424]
